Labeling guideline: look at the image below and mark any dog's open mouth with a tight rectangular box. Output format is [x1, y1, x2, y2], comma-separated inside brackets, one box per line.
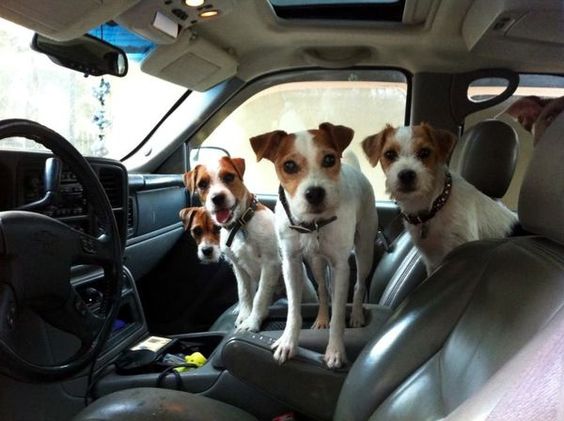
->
[214, 203, 237, 225]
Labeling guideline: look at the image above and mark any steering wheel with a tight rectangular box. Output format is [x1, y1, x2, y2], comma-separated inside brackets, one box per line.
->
[0, 119, 123, 382]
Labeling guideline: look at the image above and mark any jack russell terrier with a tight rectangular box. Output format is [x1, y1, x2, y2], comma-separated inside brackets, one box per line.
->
[184, 157, 280, 331]
[503, 95, 564, 145]
[179, 206, 221, 264]
[250, 122, 378, 369]
[362, 122, 517, 275]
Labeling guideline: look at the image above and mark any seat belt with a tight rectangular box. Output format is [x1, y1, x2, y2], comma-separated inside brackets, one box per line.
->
[376, 213, 405, 253]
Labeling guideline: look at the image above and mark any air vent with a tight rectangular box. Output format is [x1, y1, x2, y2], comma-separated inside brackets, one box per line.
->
[127, 197, 136, 237]
[98, 168, 123, 208]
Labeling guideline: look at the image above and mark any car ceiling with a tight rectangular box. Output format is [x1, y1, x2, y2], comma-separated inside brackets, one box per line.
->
[1, 0, 564, 91]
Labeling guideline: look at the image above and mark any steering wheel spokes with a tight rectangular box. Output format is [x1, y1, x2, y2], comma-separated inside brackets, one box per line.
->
[0, 119, 123, 382]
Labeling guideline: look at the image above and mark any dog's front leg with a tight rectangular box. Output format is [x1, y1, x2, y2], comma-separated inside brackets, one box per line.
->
[325, 260, 350, 368]
[231, 264, 254, 327]
[272, 253, 304, 364]
[238, 263, 281, 332]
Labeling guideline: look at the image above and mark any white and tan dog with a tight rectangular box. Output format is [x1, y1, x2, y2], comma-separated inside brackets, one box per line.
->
[362, 123, 517, 274]
[179, 206, 221, 264]
[184, 157, 280, 331]
[251, 122, 378, 369]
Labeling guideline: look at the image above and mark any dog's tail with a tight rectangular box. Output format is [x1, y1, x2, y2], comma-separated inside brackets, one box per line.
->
[342, 150, 361, 170]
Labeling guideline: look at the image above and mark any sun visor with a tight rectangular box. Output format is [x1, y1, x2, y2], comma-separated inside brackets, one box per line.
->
[0, 0, 139, 41]
[141, 29, 238, 92]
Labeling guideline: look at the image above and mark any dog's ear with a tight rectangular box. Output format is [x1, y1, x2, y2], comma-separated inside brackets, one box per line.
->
[226, 157, 245, 179]
[422, 123, 457, 162]
[179, 207, 198, 231]
[318, 122, 354, 156]
[250, 130, 288, 162]
[362, 124, 394, 167]
[503, 96, 549, 132]
[183, 165, 201, 192]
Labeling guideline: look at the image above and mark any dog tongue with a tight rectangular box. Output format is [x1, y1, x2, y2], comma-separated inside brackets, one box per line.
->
[216, 209, 231, 224]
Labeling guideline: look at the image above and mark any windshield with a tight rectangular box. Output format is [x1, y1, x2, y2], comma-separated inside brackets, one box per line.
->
[0, 18, 186, 160]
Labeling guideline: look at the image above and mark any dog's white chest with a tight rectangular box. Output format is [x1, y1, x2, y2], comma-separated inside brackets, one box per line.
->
[222, 232, 261, 274]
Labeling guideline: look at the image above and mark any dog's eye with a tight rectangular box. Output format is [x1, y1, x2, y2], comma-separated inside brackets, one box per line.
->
[384, 150, 398, 161]
[322, 154, 336, 168]
[192, 227, 203, 237]
[197, 180, 209, 190]
[417, 148, 432, 159]
[223, 173, 235, 183]
[214, 225, 221, 233]
[283, 160, 299, 174]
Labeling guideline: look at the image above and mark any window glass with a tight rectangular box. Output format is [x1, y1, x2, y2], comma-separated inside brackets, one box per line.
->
[465, 74, 564, 209]
[198, 75, 408, 198]
[0, 18, 185, 159]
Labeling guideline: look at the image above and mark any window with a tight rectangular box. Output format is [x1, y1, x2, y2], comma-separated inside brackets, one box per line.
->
[465, 74, 564, 209]
[0, 18, 186, 160]
[195, 71, 408, 199]
[269, 0, 405, 21]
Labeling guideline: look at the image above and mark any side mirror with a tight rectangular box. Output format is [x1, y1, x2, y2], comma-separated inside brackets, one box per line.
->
[31, 33, 128, 77]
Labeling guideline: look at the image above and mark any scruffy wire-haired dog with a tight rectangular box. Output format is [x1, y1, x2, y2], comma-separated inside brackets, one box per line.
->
[362, 122, 517, 274]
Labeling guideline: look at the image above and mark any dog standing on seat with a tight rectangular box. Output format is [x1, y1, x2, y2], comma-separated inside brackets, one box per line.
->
[179, 207, 221, 264]
[503, 95, 564, 144]
[250, 122, 378, 369]
[184, 157, 280, 331]
[362, 123, 517, 275]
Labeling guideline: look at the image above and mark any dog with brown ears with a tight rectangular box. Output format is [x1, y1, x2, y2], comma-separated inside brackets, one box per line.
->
[362, 122, 517, 275]
[179, 207, 221, 264]
[251, 122, 378, 369]
[183, 157, 281, 332]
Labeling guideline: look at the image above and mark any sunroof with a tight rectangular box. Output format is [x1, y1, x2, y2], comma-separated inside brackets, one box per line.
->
[269, 0, 405, 21]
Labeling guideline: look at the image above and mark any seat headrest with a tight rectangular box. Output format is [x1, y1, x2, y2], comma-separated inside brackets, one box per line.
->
[450, 120, 518, 199]
[518, 112, 564, 244]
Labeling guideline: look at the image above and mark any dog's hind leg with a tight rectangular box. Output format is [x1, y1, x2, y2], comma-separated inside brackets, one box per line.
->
[232, 264, 254, 328]
[310, 257, 330, 329]
[238, 263, 281, 332]
[350, 228, 376, 328]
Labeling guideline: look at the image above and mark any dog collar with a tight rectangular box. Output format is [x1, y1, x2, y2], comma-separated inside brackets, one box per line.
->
[401, 172, 452, 226]
[278, 185, 338, 234]
[225, 194, 258, 247]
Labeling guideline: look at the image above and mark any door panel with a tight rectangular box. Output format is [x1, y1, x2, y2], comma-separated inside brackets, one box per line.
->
[127, 174, 237, 334]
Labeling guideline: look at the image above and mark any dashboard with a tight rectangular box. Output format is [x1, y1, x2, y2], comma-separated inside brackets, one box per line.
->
[0, 150, 129, 246]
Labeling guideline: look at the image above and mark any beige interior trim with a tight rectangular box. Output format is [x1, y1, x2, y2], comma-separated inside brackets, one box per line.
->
[141, 29, 238, 92]
[0, 0, 139, 41]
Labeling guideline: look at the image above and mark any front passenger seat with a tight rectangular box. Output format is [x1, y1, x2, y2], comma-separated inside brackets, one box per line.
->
[75, 114, 564, 421]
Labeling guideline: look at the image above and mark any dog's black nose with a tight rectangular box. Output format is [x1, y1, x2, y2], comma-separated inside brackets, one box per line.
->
[211, 193, 225, 206]
[305, 187, 325, 206]
[398, 170, 416, 185]
[202, 247, 214, 257]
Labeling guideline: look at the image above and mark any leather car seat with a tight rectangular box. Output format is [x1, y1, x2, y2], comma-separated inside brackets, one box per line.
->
[73, 113, 562, 421]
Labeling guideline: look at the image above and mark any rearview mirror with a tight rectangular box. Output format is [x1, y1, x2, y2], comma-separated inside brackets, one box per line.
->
[31, 33, 128, 77]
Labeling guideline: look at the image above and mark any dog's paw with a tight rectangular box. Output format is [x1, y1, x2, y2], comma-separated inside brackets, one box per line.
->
[272, 334, 298, 364]
[349, 308, 365, 328]
[324, 342, 347, 369]
[311, 316, 330, 329]
[235, 313, 249, 328]
[236, 315, 261, 332]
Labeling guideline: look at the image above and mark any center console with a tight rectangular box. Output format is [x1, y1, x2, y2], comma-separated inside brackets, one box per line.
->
[88, 284, 391, 420]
